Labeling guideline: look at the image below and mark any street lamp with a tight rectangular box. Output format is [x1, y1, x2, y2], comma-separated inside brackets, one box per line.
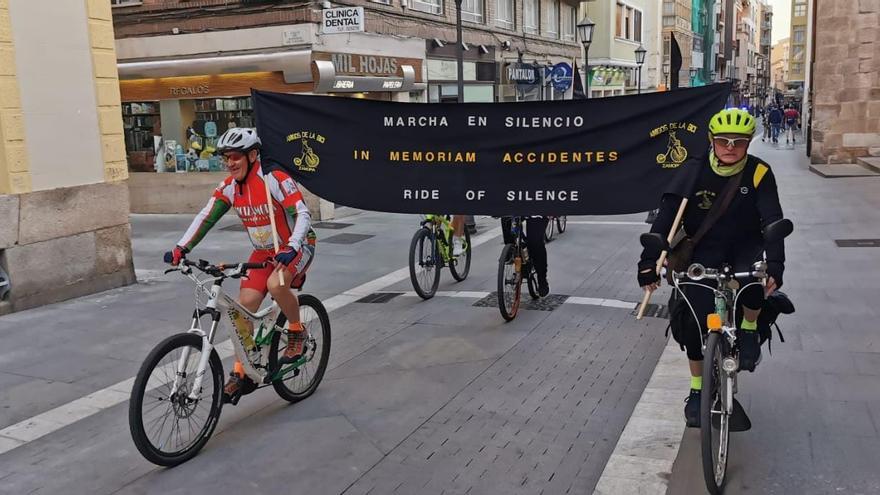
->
[689, 67, 699, 87]
[634, 44, 646, 94]
[577, 16, 595, 99]
[454, 0, 464, 103]
[662, 62, 669, 90]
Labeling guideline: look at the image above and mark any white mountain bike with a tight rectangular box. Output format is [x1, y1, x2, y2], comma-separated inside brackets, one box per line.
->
[128, 257, 330, 466]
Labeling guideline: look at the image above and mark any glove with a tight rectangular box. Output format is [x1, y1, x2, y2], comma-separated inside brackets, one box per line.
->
[164, 246, 188, 266]
[637, 259, 660, 288]
[766, 261, 784, 289]
[274, 245, 299, 267]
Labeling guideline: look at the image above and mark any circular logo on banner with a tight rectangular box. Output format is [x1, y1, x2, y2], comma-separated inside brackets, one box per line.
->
[549, 63, 573, 92]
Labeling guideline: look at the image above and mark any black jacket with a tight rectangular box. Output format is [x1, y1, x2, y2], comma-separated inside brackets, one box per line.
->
[640, 154, 785, 265]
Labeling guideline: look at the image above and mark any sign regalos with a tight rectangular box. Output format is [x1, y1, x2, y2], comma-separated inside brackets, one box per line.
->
[321, 7, 364, 34]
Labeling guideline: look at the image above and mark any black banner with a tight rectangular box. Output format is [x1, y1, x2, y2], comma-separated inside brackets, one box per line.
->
[253, 84, 729, 216]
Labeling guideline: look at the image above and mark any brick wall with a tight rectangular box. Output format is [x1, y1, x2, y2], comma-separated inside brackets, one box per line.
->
[811, 0, 880, 163]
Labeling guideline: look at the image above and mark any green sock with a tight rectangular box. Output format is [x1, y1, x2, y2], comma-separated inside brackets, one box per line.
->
[741, 318, 758, 332]
[691, 376, 702, 391]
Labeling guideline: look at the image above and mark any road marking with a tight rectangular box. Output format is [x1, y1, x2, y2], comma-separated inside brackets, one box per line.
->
[396, 291, 637, 309]
[0, 227, 502, 457]
[565, 220, 646, 226]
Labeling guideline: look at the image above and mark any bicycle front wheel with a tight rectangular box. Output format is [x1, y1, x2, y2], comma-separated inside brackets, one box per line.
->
[701, 331, 730, 495]
[556, 216, 567, 233]
[270, 294, 331, 403]
[497, 244, 522, 321]
[409, 228, 441, 299]
[449, 228, 471, 281]
[129, 333, 224, 466]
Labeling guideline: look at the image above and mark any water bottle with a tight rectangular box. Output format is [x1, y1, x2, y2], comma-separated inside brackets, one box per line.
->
[229, 309, 256, 351]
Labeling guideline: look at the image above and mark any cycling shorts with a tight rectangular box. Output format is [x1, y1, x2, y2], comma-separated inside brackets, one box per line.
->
[240, 238, 316, 294]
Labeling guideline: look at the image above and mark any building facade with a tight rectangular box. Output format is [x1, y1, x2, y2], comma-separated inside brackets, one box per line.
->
[0, 0, 134, 314]
[578, 0, 662, 97]
[809, 0, 880, 163]
[690, 0, 715, 86]
[787, 0, 808, 98]
[661, 0, 693, 89]
[111, 0, 582, 212]
[756, 0, 771, 106]
[770, 37, 789, 91]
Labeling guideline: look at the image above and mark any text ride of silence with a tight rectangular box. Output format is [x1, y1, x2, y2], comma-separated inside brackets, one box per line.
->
[402, 189, 580, 202]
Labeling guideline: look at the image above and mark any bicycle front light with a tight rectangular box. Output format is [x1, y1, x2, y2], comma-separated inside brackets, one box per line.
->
[707, 313, 723, 331]
[687, 263, 706, 280]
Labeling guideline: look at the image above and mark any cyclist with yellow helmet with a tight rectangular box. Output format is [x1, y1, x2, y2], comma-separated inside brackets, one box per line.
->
[637, 108, 786, 427]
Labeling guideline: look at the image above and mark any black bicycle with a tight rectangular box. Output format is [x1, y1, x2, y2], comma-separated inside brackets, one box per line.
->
[497, 216, 541, 321]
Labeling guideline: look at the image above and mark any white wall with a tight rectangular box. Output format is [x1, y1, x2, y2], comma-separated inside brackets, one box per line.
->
[9, 0, 104, 191]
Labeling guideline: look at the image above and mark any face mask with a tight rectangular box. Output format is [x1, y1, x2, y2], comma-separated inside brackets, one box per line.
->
[709, 151, 747, 177]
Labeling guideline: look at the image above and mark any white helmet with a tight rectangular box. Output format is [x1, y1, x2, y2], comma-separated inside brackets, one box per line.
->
[216, 127, 261, 153]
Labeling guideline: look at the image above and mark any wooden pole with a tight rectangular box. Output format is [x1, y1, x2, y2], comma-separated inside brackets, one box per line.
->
[264, 172, 285, 286]
[636, 198, 688, 320]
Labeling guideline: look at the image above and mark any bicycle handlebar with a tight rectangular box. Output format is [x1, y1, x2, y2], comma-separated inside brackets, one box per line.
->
[167, 257, 268, 278]
[673, 262, 767, 283]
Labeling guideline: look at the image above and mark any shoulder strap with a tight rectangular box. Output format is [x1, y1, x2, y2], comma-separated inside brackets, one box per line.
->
[691, 168, 745, 245]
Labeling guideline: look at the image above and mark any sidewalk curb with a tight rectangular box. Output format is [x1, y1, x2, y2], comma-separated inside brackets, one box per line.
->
[593, 337, 690, 494]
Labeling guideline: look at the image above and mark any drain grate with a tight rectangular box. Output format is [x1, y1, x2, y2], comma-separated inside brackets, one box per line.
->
[835, 239, 880, 248]
[322, 233, 374, 244]
[313, 221, 353, 230]
[472, 292, 568, 312]
[356, 292, 403, 303]
[632, 303, 669, 319]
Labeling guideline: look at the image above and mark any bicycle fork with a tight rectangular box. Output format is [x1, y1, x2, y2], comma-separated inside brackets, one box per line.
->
[172, 286, 222, 401]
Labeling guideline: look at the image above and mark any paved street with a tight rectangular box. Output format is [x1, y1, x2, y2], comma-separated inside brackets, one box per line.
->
[1, 136, 879, 495]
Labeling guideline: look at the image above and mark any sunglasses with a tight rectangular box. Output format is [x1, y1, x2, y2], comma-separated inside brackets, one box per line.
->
[221, 151, 246, 162]
[713, 137, 751, 149]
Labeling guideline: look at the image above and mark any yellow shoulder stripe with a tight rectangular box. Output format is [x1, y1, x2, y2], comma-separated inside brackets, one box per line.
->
[754, 163, 769, 188]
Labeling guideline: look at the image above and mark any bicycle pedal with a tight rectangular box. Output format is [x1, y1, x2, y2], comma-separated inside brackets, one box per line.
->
[223, 391, 242, 406]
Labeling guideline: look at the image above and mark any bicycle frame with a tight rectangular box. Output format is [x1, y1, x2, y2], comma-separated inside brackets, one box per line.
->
[423, 214, 455, 263]
[172, 265, 305, 401]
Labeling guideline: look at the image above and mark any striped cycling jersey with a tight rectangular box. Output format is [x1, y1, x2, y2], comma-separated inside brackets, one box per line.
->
[178, 163, 316, 252]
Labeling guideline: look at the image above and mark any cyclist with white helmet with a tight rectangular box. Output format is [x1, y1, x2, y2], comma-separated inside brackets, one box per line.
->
[637, 108, 786, 427]
[166, 128, 317, 403]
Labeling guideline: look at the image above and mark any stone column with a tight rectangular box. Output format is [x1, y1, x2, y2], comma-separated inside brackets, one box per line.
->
[0, 0, 135, 315]
[811, 0, 880, 163]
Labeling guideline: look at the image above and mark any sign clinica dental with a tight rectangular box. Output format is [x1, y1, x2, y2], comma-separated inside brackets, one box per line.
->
[321, 6, 364, 34]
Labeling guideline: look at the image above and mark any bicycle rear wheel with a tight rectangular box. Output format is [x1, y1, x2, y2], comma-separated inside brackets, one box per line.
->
[449, 228, 471, 281]
[556, 216, 567, 233]
[409, 227, 441, 299]
[270, 295, 331, 403]
[497, 244, 522, 321]
[701, 331, 730, 495]
[129, 333, 224, 466]
[544, 218, 555, 242]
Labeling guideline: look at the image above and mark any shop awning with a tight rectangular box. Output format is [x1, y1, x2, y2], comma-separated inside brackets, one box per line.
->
[117, 50, 313, 83]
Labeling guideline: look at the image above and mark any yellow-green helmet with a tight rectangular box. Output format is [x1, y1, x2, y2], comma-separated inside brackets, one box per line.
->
[708, 108, 756, 136]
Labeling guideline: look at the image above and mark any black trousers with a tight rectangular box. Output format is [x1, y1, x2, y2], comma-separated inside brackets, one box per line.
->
[501, 217, 548, 280]
[674, 241, 766, 361]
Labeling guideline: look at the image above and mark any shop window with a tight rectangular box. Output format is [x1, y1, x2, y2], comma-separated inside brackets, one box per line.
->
[495, 0, 514, 29]
[122, 101, 159, 172]
[411, 0, 442, 15]
[542, 0, 558, 39]
[523, 0, 539, 34]
[461, 0, 484, 23]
